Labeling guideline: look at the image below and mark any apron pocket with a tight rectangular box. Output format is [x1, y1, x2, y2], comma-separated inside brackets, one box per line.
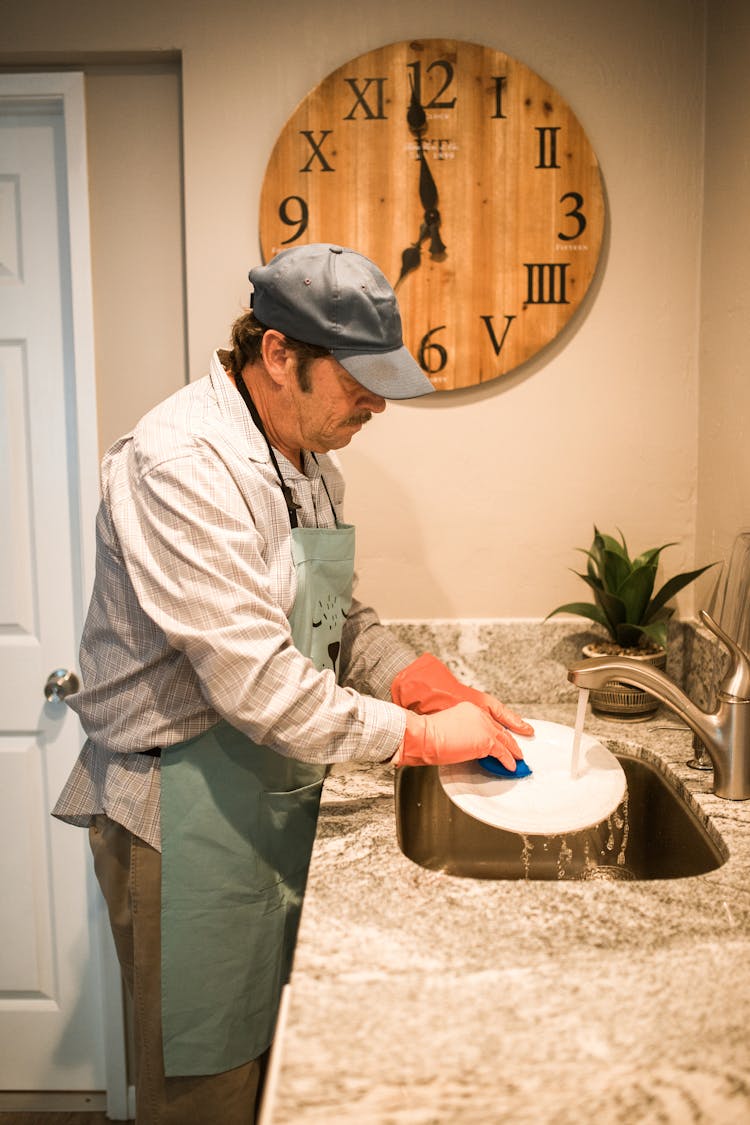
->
[256, 779, 324, 889]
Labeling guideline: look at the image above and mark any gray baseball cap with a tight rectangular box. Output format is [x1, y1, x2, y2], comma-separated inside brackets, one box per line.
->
[249, 244, 434, 399]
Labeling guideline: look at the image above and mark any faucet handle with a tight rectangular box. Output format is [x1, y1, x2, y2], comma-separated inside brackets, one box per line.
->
[700, 609, 750, 699]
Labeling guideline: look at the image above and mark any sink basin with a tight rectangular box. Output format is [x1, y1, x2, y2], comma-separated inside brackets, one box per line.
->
[395, 754, 727, 881]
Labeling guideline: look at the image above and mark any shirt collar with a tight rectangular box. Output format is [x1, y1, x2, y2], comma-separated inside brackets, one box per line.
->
[209, 350, 269, 464]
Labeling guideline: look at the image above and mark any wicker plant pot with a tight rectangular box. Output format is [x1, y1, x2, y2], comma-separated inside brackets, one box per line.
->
[582, 643, 667, 722]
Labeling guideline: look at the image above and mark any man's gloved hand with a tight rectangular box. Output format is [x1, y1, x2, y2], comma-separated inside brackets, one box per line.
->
[391, 652, 534, 738]
[393, 702, 526, 769]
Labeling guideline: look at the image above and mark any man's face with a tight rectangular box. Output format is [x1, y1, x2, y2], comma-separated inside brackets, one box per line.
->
[292, 355, 387, 453]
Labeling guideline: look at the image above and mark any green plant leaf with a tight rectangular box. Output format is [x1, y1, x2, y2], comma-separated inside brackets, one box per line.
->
[559, 565, 627, 640]
[580, 546, 604, 583]
[646, 605, 674, 626]
[617, 562, 658, 623]
[545, 602, 611, 632]
[615, 527, 630, 559]
[593, 528, 630, 593]
[614, 622, 649, 648]
[595, 527, 629, 561]
[589, 530, 606, 575]
[575, 563, 603, 591]
[575, 570, 604, 594]
[592, 586, 627, 637]
[645, 562, 717, 621]
[631, 621, 669, 649]
[632, 543, 677, 570]
[601, 547, 632, 595]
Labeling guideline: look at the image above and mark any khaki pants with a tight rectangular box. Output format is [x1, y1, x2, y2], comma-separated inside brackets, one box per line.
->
[89, 814, 268, 1124]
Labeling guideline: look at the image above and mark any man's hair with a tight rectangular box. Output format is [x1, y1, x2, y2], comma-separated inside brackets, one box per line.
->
[223, 310, 329, 392]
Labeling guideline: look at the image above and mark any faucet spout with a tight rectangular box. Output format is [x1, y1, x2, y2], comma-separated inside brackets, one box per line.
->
[568, 655, 720, 754]
[567, 611, 750, 801]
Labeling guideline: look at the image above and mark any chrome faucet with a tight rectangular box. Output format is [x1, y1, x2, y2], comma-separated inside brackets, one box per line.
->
[567, 610, 750, 800]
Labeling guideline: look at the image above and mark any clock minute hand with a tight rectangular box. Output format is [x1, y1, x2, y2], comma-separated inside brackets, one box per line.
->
[406, 79, 427, 134]
[417, 138, 447, 260]
[397, 84, 446, 278]
[409, 79, 447, 260]
[417, 137, 438, 212]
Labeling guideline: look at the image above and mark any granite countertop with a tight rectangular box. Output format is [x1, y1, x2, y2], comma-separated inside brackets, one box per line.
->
[263, 703, 750, 1125]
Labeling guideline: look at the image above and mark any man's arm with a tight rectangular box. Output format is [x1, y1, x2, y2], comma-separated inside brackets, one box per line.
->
[338, 595, 417, 700]
[115, 448, 405, 764]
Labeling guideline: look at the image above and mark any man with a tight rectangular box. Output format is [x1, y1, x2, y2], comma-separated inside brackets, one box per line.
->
[54, 244, 531, 1124]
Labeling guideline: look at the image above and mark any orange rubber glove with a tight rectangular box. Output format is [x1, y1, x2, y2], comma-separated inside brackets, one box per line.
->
[391, 653, 534, 738]
[393, 702, 525, 769]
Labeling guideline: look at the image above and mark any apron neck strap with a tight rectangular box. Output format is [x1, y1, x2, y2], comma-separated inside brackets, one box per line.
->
[233, 372, 340, 529]
[310, 453, 340, 529]
[234, 371, 301, 528]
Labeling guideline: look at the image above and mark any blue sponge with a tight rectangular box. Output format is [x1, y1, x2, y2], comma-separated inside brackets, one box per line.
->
[479, 756, 533, 779]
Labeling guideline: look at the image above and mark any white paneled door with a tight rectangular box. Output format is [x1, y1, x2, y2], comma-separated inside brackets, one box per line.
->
[0, 75, 127, 1110]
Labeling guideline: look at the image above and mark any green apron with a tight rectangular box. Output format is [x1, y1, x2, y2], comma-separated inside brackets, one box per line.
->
[160, 426, 355, 1076]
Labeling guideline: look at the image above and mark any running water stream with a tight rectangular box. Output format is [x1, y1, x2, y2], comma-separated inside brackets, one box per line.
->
[570, 687, 590, 778]
[516, 691, 631, 879]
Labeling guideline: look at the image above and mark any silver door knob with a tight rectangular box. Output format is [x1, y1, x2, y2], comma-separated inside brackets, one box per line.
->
[44, 668, 80, 703]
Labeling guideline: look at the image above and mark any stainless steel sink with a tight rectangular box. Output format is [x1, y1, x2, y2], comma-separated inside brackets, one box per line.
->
[395, 754, 727, 881]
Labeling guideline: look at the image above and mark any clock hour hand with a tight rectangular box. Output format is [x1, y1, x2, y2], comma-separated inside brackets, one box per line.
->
[393, 240, 422, 288]
[425, 219, 446, 260]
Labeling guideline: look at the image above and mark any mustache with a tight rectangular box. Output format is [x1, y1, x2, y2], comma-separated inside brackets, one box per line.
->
[346, 411, 373, 426]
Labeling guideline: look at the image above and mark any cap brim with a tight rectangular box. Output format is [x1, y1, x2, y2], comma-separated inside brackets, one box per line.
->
[333, 345, 435, 400]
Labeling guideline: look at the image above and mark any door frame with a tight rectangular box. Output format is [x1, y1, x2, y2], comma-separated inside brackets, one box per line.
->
[0, 71, 129, 1118]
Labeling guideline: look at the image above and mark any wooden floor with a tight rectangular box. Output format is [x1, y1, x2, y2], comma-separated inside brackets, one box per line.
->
[0, 1116, 133, 1123]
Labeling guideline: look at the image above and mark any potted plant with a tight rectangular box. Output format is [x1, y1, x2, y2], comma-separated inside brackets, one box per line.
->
[547, 527, 716, 720]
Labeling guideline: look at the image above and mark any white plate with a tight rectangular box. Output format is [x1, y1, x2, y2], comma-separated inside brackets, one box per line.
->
[438, 719, 627, 835]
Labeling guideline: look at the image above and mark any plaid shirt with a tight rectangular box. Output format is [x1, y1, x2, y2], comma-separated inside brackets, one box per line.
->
[53, 353, 412, 849]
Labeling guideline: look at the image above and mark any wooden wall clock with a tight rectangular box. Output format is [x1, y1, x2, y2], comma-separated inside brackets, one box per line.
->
[259, 38, 606, 392]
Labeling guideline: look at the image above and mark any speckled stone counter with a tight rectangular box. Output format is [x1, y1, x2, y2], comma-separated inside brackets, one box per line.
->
[262, 623, 750, 1124]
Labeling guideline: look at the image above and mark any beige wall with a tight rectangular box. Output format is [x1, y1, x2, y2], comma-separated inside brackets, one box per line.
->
[4, 0, 745, 622]
[696, 0, 750, 593]
[85, 62, 186, 452]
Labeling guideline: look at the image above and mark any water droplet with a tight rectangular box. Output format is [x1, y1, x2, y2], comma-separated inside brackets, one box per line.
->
[617, 792, 630, 866]
[557, 836, 573, 879]
[520, 834, 534, 879]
